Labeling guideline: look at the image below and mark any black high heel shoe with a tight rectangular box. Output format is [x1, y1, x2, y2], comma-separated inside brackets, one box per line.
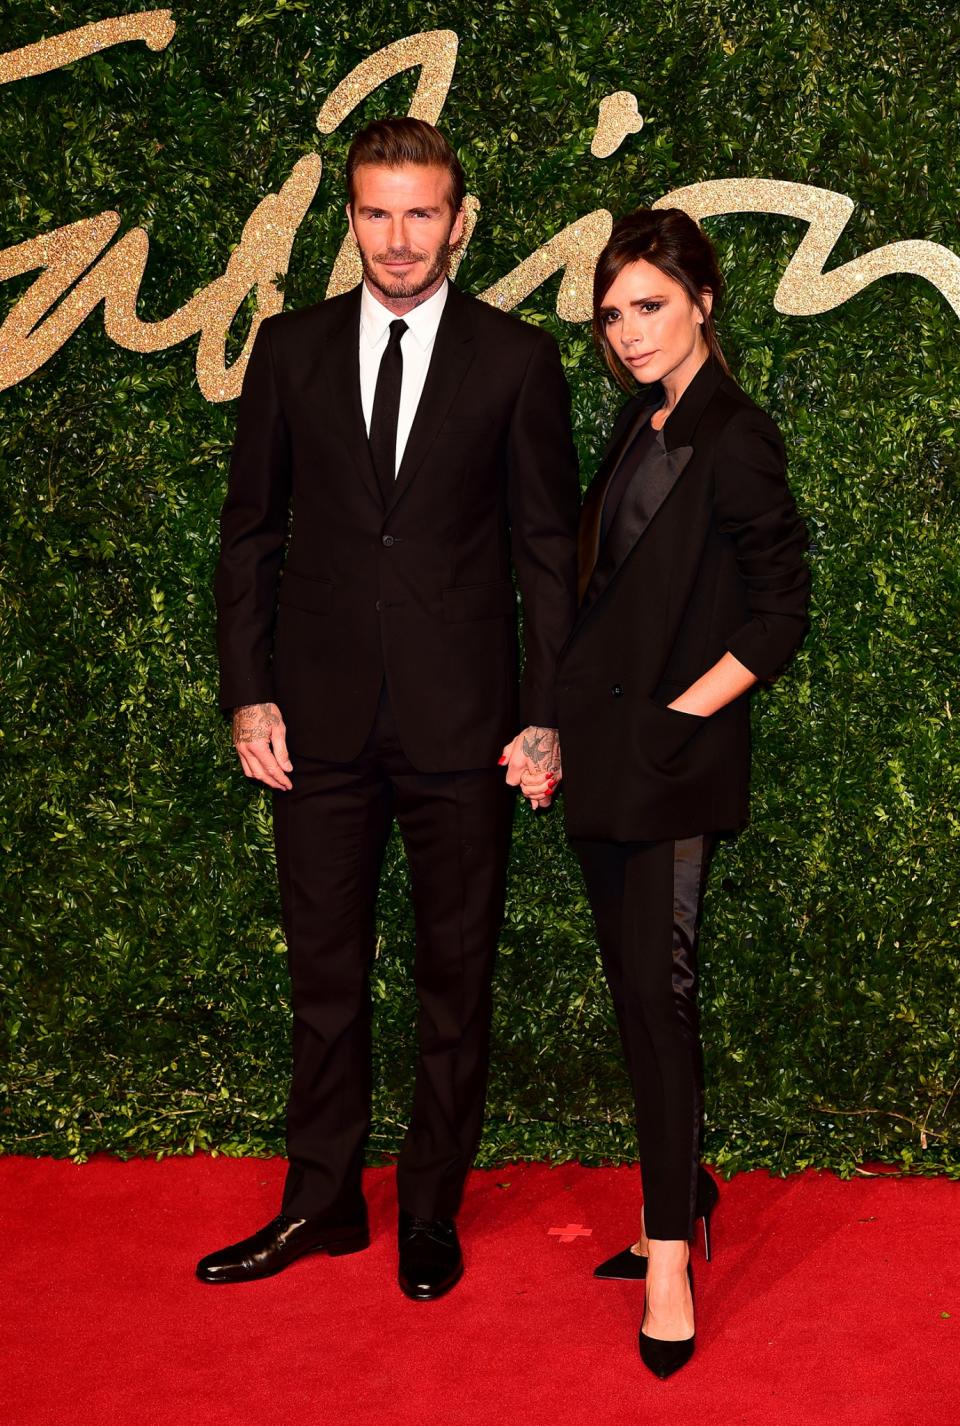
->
[638, 1261, 695, 1379]
[593, 1165, 719, 1280]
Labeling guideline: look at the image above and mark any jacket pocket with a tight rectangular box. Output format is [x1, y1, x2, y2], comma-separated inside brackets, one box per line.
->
[656, 702, 707, 724]
[278, 569, 334, 614]
[442, 580, 516, 622]
[640, 697, 707, 767]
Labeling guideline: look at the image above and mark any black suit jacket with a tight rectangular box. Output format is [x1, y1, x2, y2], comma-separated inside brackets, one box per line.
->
[214, 281, 580, 772]
[557, 356, 810, 841]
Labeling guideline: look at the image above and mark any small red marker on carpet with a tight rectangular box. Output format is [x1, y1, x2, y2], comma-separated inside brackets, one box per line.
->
[548, 1224, 593, 1243]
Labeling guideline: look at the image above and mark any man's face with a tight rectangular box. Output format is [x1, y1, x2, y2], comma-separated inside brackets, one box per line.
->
[347, 162, 465, 303]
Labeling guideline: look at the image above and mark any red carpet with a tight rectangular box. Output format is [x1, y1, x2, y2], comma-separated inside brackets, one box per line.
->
[2, 1156, 956, 1426]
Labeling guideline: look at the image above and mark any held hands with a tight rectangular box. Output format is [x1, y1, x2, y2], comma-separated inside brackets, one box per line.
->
[232, 702, 293, 791]
[499, 726, 561, 810]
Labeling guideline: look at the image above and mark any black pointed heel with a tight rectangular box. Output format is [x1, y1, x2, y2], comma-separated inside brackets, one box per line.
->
[638, 1262, 695, 1380]
[593, 1165, 719, 1279]
[697, 1166, 719, 1263]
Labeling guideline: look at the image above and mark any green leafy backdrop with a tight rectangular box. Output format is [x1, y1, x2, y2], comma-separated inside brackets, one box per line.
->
[2, 0, 958, 1175]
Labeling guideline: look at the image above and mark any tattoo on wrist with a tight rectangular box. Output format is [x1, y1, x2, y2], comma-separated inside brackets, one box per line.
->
[233, 703, 280, 743]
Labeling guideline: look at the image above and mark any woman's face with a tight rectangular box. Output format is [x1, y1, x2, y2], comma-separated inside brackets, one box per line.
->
[599, 257, 712, 390]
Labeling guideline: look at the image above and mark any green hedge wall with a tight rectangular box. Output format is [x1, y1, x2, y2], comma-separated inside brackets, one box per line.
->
[2, 0, 958, 1175]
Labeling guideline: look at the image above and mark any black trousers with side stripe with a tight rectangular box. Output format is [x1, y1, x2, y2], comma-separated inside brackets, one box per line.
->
[571, 834, 714, 1240]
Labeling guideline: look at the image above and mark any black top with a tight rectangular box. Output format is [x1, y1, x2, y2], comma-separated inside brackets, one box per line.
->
[599, 415, 661, 546]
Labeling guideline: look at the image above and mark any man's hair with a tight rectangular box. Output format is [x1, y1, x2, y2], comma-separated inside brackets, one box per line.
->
[346, 117, 466, 215]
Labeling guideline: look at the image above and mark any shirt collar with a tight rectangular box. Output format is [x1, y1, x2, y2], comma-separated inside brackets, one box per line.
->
[360, 278, 449, 351]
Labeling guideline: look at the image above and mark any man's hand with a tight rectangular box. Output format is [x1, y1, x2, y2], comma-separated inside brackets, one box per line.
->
[499, 726, 561, 809]
[232, 702, 293, 791]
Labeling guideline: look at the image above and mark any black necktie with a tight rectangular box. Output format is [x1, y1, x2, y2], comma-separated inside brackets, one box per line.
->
[369, 318, 408, 504]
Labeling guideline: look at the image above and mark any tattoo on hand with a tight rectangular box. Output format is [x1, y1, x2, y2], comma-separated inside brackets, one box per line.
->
[233, 703, 281, 744]
[521, 726, 561, 777]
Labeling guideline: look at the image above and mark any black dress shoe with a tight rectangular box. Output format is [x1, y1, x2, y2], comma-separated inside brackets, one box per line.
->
[594, 1165, 720, 1280]
[397, 1211, 463, 1301]
[196, 1213, 369, 1284]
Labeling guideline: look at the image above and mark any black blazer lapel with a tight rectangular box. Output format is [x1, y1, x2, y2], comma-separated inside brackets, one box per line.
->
[657, 353, 727, 454]
[389, 282, 476, 510]
[577, 385, 664, 601]
[578, 439, 693, 617]
[318, 285, 383, 510]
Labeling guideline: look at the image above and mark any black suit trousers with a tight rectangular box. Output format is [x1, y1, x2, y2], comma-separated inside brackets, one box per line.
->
[571, 834, 714, 1240]
[274, 684, 515, 1224]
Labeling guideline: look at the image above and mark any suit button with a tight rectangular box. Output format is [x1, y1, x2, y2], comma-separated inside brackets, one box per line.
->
[375, 600, 381, 612]
[382, 535, 395, 547]
[611, 684, 623, 697]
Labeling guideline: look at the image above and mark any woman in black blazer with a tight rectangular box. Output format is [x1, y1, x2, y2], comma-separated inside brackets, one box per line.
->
[528, 209, 810, 1377]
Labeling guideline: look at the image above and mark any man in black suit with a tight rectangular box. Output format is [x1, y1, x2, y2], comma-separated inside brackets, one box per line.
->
[198, 118, 580, 1298]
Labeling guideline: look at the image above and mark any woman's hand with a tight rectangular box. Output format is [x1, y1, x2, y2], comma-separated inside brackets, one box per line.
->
[500, 727, 562, 809]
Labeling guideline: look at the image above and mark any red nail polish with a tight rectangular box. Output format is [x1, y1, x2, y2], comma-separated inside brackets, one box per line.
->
[497, 756, 507, 765]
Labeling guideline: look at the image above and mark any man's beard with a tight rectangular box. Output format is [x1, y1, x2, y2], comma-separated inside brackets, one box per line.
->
[360, 241, 452, 300]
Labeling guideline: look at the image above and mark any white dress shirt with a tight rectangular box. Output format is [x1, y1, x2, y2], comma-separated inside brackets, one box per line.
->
[359, 278, 449, 475]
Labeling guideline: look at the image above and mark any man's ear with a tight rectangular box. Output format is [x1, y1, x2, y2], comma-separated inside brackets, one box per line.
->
[449, 204, 466, 250]
[346, 202, 357, 242]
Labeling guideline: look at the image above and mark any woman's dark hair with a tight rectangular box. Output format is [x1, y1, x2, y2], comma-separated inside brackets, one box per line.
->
[592, 208, 729, 391]
[346, 117, 466, 216]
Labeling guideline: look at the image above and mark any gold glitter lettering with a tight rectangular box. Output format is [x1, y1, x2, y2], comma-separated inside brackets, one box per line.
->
[316, 29, 458, 134]
[655, 178, 960, 320]
[0, 213, 120, 385]
[0, 157, 322, 401]
[591, 92, 644, 159]
[0, 9, 176, 86]
[102, 155, 323, 401]
[481, 211, 614, 323]
[2, 22, 959, 403]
